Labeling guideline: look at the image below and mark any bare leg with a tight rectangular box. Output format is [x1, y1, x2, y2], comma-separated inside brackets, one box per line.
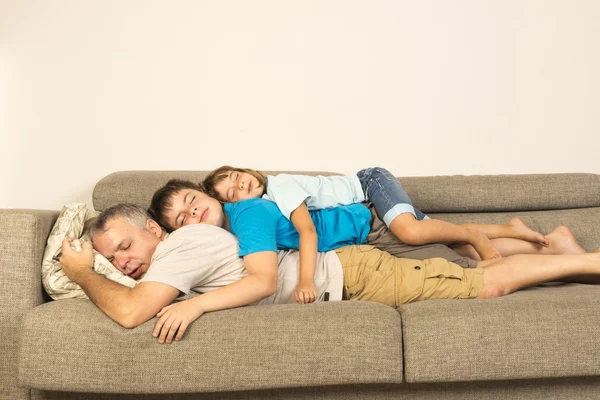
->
[389, 214, 501, 260]
[473, 242, 600, 284]
[454, 226, 586, 260]
[462, 218, 549, 246]
[560, 248, 600, 284]
[477, 252, 600, 298]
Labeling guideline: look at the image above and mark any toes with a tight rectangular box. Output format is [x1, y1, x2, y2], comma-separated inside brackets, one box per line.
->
[538, 235, 550, 247]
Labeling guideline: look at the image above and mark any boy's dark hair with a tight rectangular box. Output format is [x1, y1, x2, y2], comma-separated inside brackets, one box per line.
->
[148, 179, 204, 232]
[202, 165, 267, 202]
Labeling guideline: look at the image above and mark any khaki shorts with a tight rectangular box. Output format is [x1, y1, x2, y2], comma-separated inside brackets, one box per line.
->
[366, 203, 480, 269]
[335, 245, 483, 307]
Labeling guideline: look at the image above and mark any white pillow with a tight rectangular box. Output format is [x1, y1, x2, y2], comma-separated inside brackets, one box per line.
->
[41, 203, 138, 300]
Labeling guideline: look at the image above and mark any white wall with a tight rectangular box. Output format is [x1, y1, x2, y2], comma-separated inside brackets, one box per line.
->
[1, 0, 599, 210]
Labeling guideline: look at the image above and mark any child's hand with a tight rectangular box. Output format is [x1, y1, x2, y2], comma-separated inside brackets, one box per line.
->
[153, 301, 204, 344]
[295, 281, 317, 304]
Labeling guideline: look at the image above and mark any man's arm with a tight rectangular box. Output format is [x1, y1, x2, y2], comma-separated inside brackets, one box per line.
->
[182, 251, 278, 312]
[153, 251, 278, 343]
[60, 239, 179, 328]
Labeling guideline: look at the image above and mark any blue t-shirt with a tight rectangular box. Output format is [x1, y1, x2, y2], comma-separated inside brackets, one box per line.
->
[224, 198, 371, 257]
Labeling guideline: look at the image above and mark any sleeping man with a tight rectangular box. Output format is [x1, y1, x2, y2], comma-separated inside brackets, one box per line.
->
[59, 201, 600, 344]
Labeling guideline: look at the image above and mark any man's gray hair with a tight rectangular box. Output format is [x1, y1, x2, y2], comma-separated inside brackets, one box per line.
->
[86, 203, 152, 241]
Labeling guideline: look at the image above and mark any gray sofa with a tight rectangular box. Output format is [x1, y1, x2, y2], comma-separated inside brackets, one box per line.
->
[3, 171, 600, 400]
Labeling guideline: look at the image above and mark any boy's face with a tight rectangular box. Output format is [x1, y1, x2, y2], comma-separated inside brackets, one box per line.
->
[163, 189, 225, 231]
[214, 170, 264, 202]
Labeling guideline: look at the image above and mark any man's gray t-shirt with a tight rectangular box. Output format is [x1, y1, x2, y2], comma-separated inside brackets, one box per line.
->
[140, 224, 343, 304]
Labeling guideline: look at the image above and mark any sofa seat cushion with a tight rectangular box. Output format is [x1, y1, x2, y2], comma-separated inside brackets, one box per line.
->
[400, 283, 600, 383]
[18, 300, 403, 394]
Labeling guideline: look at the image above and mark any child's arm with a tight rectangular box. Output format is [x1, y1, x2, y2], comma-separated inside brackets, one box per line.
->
[290, 203, 318, 304]
[152, 251, 278, 343]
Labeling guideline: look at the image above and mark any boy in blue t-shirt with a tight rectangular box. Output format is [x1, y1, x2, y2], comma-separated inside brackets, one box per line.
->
[225, 198, 371, 257]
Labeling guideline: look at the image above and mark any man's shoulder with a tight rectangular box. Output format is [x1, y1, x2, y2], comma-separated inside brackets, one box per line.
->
[155, 224, 238, 256]
[149, 224, 241, 279]
[168, 223, 236, 241]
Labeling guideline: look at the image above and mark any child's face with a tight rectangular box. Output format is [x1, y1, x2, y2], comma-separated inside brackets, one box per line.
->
[214, 170, 264, 202]
[163, 189, 225, 231]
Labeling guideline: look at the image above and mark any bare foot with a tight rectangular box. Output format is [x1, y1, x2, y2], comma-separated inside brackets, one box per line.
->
[545, 226, 586, 255]
[470, 229, 502, 260]
[507, 218, 549, 247]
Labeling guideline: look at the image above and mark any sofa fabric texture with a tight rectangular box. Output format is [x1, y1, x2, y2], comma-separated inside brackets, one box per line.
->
[401, 284, 600, 382]
[25, 378, 600, 400]
[2, 171, 600, 399]
[0, 210, 58, 400]
[93, 172, 600, 213]
[19, 300, 402, 393]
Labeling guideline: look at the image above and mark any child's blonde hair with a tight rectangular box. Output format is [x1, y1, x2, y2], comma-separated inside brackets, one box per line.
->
[203, 165, 267, 202]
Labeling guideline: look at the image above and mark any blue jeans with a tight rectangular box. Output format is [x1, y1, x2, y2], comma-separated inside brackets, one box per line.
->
[356, 167, 429, 227]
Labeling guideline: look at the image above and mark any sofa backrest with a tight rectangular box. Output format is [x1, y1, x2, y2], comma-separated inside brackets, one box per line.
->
[93, 171, 600, 252]
[94, 171, 600, 213]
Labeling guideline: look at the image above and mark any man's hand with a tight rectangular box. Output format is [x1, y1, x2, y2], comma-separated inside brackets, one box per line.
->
[295, 280, 317, 304]
[153, 300, 205, 344]
[59, 238, 94, 281]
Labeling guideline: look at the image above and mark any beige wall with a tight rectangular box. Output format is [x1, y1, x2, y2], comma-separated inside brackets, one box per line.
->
[1, 0, 599, 210]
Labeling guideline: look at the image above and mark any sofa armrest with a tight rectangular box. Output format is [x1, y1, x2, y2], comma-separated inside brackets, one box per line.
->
[0, 209, 58, 400]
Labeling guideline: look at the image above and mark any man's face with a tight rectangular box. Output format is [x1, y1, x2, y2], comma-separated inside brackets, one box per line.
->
[163, 189, 225, 231]
[93, 217, 162, 280]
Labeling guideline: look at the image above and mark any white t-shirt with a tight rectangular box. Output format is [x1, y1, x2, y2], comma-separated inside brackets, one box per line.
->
[140, 224, 343, 303]
[256, 249, 344, 305]
[263, 174, 365, 220]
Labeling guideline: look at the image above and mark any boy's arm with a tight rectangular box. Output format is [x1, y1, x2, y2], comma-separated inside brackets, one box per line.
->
[290, 203, 318, 304]
[153, 250, 279, 343]
[59, 240, 180, 328]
